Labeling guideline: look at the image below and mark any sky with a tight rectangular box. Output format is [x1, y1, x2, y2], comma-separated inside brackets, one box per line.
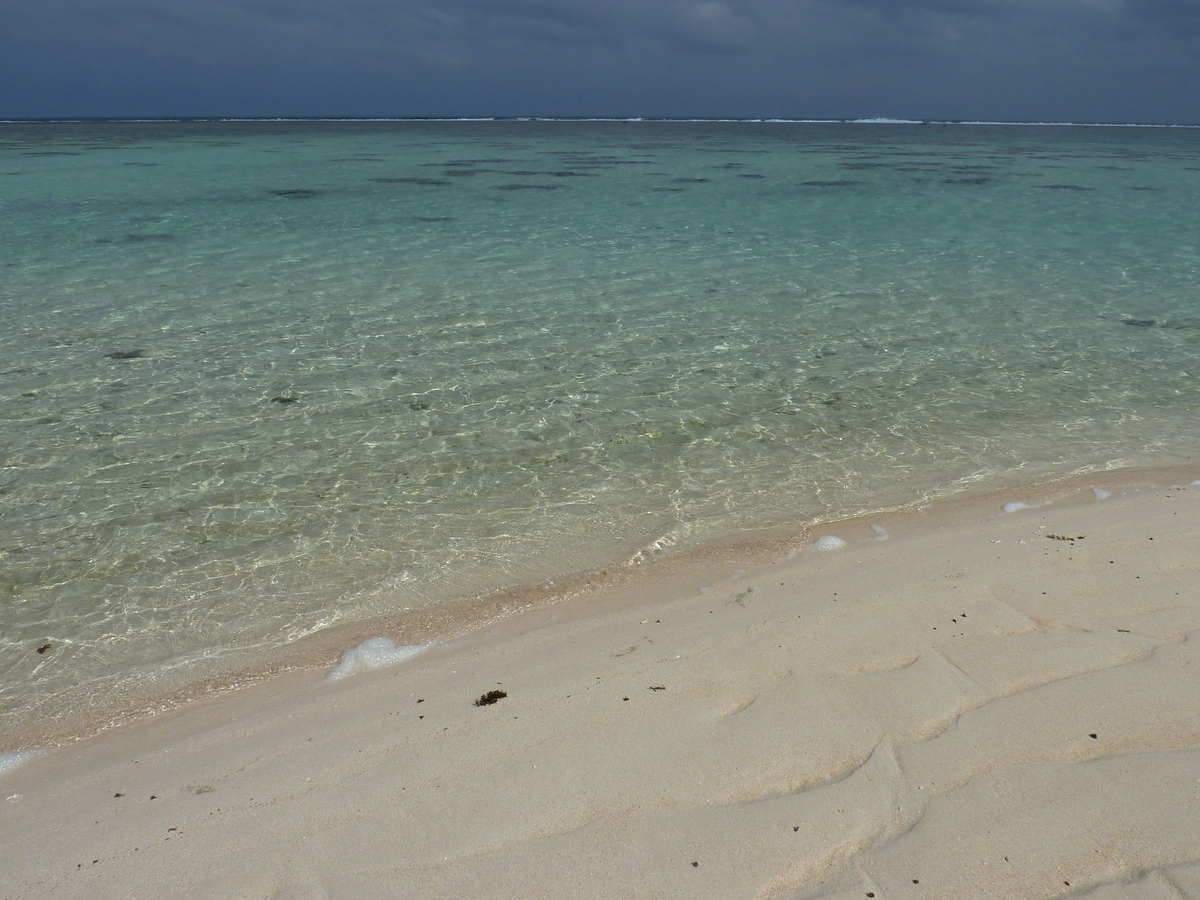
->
[2, 0, 1200, 123]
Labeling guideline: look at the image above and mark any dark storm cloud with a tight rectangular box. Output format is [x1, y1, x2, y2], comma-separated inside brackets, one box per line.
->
[3, 0, 754, 56]
[1125, 0, 1200, 33]
[2, 0, 1199, 120]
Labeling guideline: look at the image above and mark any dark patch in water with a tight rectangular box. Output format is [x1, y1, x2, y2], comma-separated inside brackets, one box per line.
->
[942, 177, 991, 185]
[1040, 184, 1093, 190]
[268, 189, 318, 198]
[21, 151, 82, 156]
[672, 177, 709, 183]
[841, 162, 887, 170]
[1121, 318, 1157, 327]
[372, 177, 451, 186]
[713, 162, 745, 169]
[550, 150, 656, 164]
[554, 158, 653, 167]
[433, 158, 513, 166]
[270, 396, 300, 404]
[442, 169, 491, 177]
[413, 216, 456, 222]
[105, 350, 147, 360]
[650, 187, 685, 192]
[506, 170, 595, 177]
[1129, 186, 1159, 191]
[737, 174, 765, 179]
[802, 180, 864, 187]
[332, 157, 385, 162]
[494, 183, 563, 190]
[125, 233, 175, 242]
[123, 162, 160, 167]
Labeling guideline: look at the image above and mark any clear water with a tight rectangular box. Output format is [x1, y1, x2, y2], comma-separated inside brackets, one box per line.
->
[3, 120, 1199, 740]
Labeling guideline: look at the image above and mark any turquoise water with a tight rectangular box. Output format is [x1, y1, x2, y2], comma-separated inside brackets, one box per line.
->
[3, 120, 1199, 739]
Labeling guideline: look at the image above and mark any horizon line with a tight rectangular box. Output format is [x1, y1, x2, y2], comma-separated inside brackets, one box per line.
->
[2, 115, 1199, 129]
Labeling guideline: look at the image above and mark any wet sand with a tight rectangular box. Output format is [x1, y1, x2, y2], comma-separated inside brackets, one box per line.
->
[2, 467, 1199, 899]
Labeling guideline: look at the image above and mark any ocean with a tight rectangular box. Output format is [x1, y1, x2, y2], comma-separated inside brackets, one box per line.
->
[2, 119, 1199, 742]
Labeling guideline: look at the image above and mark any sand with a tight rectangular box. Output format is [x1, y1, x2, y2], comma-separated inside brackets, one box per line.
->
[2, 468, 1199, 900]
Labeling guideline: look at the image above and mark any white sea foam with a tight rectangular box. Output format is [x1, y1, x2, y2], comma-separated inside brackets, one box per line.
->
[810, 535, 848, 550]
[1002, 501, 1031, 513]
[1093, 488, 1112, 500]
[0, 750, 44, 775]
[870, 524, 889, 540]
[326, 638, 433, 681]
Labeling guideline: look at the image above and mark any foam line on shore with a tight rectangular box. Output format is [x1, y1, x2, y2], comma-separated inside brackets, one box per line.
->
[1, 465, 1190, 753]
[1, 467, 1198, 898]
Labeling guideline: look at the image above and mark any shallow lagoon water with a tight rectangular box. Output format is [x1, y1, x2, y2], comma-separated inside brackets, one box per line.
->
[2, 120, 1199, 739]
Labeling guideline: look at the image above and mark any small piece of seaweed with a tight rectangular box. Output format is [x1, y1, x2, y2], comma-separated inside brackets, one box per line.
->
[474, 690, 507, 706]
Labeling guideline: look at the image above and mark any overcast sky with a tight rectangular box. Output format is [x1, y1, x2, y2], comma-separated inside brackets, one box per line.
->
[2, 0, 1199, 123]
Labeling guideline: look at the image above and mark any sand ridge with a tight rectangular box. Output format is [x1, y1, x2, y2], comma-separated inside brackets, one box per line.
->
[2, 471, 1199, 899]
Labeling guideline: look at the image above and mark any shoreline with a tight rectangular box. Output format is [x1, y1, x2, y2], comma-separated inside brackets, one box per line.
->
[2, 463, 1199, 897]
[5, 461, 1197, 752]
[7, 118, 1200, 764]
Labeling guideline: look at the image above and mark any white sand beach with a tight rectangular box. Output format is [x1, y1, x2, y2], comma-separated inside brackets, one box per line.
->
[3, 468, 1199, 899]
